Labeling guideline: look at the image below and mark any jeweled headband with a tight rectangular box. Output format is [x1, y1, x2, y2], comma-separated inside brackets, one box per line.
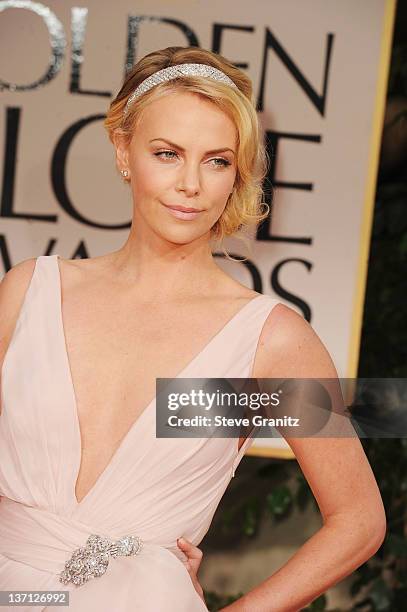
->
[123, 63, 238, 117]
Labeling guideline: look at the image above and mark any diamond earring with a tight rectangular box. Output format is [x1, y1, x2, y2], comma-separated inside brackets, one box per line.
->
[121, 169, 129, 179]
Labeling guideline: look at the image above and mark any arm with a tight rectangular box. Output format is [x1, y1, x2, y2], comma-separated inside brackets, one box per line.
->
[220, 304, 386, 612]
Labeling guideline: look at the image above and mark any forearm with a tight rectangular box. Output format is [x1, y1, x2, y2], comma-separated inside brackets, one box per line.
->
[219, 515, 385, 612]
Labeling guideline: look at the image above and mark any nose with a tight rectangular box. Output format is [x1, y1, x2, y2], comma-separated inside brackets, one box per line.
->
[175, 159, 200, 197]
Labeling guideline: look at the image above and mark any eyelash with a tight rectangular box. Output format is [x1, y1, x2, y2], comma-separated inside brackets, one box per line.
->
[154, 150, 231, 168]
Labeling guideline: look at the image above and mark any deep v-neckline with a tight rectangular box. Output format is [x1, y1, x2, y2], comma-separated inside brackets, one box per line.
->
[52, 254, 263, 507]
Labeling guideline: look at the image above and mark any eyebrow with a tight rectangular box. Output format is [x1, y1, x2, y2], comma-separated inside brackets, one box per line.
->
[149, 138, 235, 156]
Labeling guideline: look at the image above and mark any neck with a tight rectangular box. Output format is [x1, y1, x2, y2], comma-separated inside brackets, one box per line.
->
[109, 223, 224, 299]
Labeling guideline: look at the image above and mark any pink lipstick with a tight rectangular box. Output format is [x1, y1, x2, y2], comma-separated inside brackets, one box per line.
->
[162, 203, 204, 221]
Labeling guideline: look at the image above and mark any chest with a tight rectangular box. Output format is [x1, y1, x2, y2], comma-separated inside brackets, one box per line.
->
[61, 292, 255, 447]
[58, 280, 262, 503]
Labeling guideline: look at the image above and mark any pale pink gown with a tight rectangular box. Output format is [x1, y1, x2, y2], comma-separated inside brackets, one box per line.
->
[0, 254, 280, 611]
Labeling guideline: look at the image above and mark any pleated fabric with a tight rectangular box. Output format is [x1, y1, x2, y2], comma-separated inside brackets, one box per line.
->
[0, 254, 280, 611]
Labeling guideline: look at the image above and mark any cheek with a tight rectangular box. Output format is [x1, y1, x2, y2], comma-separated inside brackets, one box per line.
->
[207, 172, 235, 204]
[130, 155, 170, 199]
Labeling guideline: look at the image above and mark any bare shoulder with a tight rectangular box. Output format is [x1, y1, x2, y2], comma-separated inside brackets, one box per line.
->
[57, 253, 119, 279]
[56, 254, 95, 275]
[55, 254, 109, 292]
[254, 300, 339, 379]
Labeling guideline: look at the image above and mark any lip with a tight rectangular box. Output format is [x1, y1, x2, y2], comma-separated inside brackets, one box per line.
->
[162, 202, 204, 221]
[163, 203, 204, 213]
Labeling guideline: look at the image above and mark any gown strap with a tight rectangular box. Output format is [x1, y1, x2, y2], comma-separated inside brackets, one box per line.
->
[231, 294, 282, 476]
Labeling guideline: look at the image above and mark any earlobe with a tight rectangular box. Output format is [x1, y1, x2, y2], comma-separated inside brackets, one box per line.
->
[115, 131, 130, 180]
[113, 130, 130, 171]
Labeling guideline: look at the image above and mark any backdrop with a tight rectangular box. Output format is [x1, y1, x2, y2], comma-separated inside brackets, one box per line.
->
[0, 0, 397, 458]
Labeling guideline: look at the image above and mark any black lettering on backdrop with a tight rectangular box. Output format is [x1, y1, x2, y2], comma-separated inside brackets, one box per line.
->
[258, 131, 320, 243]
[0, 235, 91, 272]
[1, 107, 57, 222]
[0, 8, 324, 310]
[212, 24, 254, 69]
[271, 258, 312, 322]
[51, 114, 131, 229]
[213, 253, 263, 293]
[257, 28, 334, 113]
[125, 16, 199, 75]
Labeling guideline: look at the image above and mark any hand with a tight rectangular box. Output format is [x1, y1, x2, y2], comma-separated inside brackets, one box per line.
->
[177, 537, 205, 603]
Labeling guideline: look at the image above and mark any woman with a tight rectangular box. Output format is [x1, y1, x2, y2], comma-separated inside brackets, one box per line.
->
[0, 46, 386, 611]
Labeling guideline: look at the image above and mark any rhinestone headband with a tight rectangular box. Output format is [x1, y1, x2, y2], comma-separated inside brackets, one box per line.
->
[123, 63, 238, 116]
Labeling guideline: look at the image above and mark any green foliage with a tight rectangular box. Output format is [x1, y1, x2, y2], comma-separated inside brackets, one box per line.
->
[348, 439, 407, 610]
[349, 33, 407, 611]
[266, 485, 293, 518]
[204, 590, 245, 610]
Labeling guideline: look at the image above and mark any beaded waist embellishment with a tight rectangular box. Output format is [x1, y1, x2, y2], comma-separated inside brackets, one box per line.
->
[59, 534, 143, 586]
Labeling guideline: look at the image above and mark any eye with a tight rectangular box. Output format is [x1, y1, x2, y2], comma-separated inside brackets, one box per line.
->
[154, 149, 179, 160]
[153, 150, 231, 168]
[209, 157, 231, 168]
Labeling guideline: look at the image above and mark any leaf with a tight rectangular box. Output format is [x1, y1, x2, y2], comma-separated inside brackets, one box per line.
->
[242, 497, 261, 537]
[302, 593, 327, 610]
[266, 486, 293, 518]
[385, 533, 407, 558]
[368, 576, 393, 610]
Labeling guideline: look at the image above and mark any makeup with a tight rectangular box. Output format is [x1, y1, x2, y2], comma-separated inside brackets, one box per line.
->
[162, 203, 204, 221]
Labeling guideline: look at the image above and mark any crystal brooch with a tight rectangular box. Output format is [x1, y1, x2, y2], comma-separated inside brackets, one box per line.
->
[59, 533, 143, 587]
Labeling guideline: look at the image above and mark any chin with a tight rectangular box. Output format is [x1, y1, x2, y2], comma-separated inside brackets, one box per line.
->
[155, 225, 210, 246]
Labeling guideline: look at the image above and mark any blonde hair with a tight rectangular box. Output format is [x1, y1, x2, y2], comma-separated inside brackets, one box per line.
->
[103, 46, 270, 260]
